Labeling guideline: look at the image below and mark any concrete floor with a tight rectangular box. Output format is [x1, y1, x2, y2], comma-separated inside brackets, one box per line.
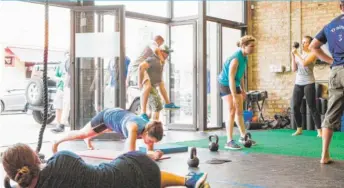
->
[1, 129, 344, 188]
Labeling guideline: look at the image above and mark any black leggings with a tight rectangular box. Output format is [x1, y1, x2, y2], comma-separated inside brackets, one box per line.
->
[291, 83, 321, 129]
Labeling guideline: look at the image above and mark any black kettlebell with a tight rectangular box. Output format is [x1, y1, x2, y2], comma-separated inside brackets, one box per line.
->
[187, 147, 199, 168]
[208, 135, 219, 152]
[293, 42, 300, 49]
[243, 132, 252, 148]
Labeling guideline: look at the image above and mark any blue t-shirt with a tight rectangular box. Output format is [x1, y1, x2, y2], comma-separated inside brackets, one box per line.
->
[103, 108, 147, 138]
[315, 14, 344, 67]
[218, 49, 248, 87]
[36, 150, 160, 188]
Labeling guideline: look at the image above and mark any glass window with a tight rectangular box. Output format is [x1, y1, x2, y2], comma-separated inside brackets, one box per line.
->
[173, 1, 198, 18]
[125, 18, 168, 63]
[0, 2, 70, 49]
[221, 27, 242, 123]
[207, 1, 244, 23]
[206, 21, 220, 128]
[95, 1, 168, 17]
[170, 24, 195, 124]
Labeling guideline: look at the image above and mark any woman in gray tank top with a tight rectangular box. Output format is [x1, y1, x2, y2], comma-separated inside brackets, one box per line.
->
[291, 36, 322, 137]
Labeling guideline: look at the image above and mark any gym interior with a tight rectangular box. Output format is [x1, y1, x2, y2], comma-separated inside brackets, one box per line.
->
[1, 1, 344, 188]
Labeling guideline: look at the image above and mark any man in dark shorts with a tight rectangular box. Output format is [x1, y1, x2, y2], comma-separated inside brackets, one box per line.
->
[309, 0, 344, 164]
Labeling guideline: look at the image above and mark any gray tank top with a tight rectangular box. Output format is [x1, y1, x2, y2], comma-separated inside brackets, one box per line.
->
[146, 55, 164, 86]
[295, 53, 315, 85]
[127, 45, 155, 82]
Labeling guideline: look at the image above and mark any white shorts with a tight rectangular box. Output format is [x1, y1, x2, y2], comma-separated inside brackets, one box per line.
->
[53, 89, 64, 109]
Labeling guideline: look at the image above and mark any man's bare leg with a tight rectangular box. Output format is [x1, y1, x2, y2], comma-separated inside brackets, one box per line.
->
[141, 79, 152, 115]
[152, 111, 160, 121]
[320, 128, 333, 164]
[158, 82, 170, 104]
[52, 122, 100, 153]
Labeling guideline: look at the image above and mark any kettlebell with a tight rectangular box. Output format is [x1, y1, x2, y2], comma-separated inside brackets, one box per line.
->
[187, 147, 199, 168]
[208, 135, 219, 152]
[243, 132, 252, 148]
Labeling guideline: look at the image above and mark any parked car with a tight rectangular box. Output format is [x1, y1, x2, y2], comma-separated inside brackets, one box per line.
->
[0, 83, 28, 114]
[25, 63, 58, 124]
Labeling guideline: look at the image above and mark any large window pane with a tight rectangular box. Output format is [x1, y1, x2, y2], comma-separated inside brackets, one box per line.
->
[170, 24, 194, 124]
[173, 1, 198, 17]
[207, 1, 244, 23]
[206, 21, 220, 128]
[125, 18, 168, 63]
[95, 1, 168, 17]
[221, 27, 242, 123]
[0, 2, 70, 49]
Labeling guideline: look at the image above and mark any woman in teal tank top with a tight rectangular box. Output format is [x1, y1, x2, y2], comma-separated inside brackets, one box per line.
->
[218, 35, 257, 150]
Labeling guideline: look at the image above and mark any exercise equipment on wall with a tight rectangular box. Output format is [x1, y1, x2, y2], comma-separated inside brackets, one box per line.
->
[35, 0, 49, 161]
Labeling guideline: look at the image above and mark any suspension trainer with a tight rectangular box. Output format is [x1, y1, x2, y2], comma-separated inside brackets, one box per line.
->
[36, 0, 49, 159]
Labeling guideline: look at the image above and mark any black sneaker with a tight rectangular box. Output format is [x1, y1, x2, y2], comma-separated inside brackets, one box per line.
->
[51, 124, 65, 133]
[238, 137, 257, 146]
[224, 140, 242, 150]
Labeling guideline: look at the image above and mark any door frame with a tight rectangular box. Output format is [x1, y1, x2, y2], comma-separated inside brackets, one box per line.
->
[165, 20, 197, 131]
[70, 5, 125, 134]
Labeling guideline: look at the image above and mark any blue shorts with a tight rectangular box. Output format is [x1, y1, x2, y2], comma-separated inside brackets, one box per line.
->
[90, 110, 108, 133]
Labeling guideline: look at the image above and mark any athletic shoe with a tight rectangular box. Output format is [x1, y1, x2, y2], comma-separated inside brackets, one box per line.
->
[51, 124, 65, 133]
[185, 172, 208, 188]
[224, 140, 242, 150]
[164, 103, 180, 110]
[140, 113, 150, 122]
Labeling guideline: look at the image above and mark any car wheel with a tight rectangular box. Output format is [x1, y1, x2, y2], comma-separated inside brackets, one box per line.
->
[0, 101, 4, 115]
[129, 99, 141, 115]
[26, 79, 44, 106]
[32, 110, 56, 124]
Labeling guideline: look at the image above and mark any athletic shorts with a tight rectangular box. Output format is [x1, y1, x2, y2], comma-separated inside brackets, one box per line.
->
[219, 83, 242, 97]
[321, 65, 344, 130]
[90, 110, 108, 133]
[148, 87, 163, 112]
[111, 151, 161, 187]
[53, 89, 64, 109]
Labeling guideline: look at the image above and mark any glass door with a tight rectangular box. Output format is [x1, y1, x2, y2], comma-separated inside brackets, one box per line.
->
[70, 6, 125, 132]
[166, 21, 197, 130]
[221, 26, 243, 126]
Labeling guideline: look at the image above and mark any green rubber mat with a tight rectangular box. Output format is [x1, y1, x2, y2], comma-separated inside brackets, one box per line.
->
[171, 129, 344, 160]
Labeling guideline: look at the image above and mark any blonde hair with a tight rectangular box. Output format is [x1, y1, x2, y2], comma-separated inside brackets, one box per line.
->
[236, 35, 256, 47]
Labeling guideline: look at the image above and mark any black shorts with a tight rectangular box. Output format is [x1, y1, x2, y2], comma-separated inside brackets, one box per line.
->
[111, 151, 161, 187]
[219, 84, 241, 97]
[90, 110, 108, 133]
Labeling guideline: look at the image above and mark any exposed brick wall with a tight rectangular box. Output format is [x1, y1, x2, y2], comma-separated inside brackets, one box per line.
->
[247, 1, 340, 119]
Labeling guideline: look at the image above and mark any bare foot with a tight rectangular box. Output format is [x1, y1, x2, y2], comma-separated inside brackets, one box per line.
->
[320, 157, 333, 164]
[320, 152, 333, 164]
[84, 138, 95, 150]
[52, 140, 58, 154]
[292, 131, 302, 136]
